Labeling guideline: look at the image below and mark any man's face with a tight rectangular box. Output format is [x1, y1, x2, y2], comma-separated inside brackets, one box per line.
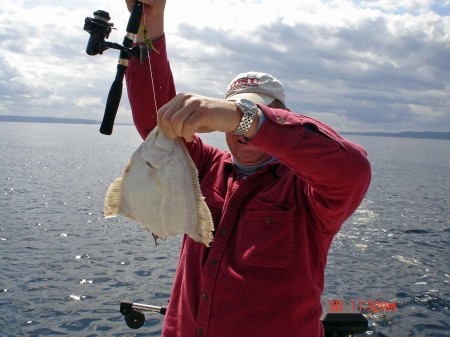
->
[226, 133, 273, 166]
[226, 100, 286, 166]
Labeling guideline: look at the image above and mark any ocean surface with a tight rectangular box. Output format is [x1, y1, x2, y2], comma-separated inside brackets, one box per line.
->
[0, 122, 448, 337]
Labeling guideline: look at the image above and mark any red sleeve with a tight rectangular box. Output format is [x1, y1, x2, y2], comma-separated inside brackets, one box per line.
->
[252, 106, 372, 232]
[125, 35, 222, 173]
[125, 35, 176, 140]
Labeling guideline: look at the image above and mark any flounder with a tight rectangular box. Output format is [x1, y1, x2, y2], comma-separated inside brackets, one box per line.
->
[104, 127, 214, 246]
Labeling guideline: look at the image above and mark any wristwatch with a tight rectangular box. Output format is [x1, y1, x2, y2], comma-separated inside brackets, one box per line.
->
[233, 98, 259, 136]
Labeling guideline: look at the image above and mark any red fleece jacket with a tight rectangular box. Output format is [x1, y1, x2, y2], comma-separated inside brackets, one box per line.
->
[125, 35, 371, 337]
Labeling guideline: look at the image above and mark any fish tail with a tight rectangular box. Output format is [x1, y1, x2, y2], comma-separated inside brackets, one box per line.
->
[104, 177, 123, 218]
[152, 233, 160, 246]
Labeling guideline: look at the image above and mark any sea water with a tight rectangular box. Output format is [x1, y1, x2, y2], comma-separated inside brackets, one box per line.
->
[0, 122, 448, 336]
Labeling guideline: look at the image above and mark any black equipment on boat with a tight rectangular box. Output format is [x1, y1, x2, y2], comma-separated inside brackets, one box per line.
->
[83, 1, 144, 135]
[119, 300, 369, 337]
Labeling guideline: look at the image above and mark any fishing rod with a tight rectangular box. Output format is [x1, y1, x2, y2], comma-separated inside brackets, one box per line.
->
[83, 1, 144, 135]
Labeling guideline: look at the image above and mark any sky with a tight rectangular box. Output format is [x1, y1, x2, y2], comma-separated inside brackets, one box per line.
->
[0, 0, 449, 132]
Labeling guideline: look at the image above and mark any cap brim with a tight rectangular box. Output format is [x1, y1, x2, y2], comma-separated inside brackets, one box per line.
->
[225, 92, 275, 106]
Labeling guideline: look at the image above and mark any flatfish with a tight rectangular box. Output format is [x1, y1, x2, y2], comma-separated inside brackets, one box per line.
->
[104, 127, 214, 246]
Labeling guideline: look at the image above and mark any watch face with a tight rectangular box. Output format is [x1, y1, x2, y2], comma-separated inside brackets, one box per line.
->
[238, 98, 257, 109]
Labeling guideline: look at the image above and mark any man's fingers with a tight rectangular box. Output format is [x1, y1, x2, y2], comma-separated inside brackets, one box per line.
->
[157, 94, 187, 139]
[157, 93, 226, 142]
[179, 110, 212, 142]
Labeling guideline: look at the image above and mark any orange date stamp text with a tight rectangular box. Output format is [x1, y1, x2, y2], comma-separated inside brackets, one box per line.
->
[328, 299, 397, 313]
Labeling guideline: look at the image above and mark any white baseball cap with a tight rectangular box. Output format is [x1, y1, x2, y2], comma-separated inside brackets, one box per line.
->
[224, 71, 286, 106]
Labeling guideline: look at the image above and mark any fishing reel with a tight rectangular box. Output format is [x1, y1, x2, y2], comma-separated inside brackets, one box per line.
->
[83, 10, 115, 56]
[83, 2, 144, 135]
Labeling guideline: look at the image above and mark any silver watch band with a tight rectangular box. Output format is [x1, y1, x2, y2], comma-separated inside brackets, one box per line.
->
[233, 99, 258, 136]
[233, 113, 255, 135]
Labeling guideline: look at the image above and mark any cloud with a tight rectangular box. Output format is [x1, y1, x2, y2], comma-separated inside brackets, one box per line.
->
[0, 1, 132, 121]
[0, 0, 448, 132]
[166, 3, 450, 131]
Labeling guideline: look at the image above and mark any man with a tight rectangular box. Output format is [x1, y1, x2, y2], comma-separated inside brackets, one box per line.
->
[124, 1, 371, 336]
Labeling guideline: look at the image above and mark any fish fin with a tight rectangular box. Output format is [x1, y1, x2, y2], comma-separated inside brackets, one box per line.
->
[182, 143, 214, 246]
[104, 177, 123, 218]
[196, 196, 215, 247]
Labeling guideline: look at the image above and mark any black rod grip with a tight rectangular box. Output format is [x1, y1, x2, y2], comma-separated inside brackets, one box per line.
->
[127, 1, 143, 34]
[100, 64, 127, 135]
[123, 1, 143, 48]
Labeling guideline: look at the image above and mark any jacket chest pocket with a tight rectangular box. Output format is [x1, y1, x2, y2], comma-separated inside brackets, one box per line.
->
[239, 210, 295, 268]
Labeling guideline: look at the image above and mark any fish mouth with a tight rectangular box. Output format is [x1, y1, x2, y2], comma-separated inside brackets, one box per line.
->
[237, 139, 248, 145]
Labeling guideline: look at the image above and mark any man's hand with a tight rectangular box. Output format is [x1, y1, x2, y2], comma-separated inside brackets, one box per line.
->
[126, 0, 153, 12]
[157, 94, 245, 142]
[125, 0, 166, 42]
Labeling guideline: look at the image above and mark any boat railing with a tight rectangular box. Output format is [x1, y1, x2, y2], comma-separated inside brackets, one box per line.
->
[119, 301, 369, 337]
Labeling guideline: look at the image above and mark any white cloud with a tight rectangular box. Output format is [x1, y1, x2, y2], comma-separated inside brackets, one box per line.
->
[0, 0, 449, 131]
[358, 0, 435, 14]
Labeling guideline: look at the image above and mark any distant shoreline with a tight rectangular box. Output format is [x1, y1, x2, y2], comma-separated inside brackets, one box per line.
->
[0, 115, 132, 127]
[1, 115, 449, 140]
[341, 131, 450, 140]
